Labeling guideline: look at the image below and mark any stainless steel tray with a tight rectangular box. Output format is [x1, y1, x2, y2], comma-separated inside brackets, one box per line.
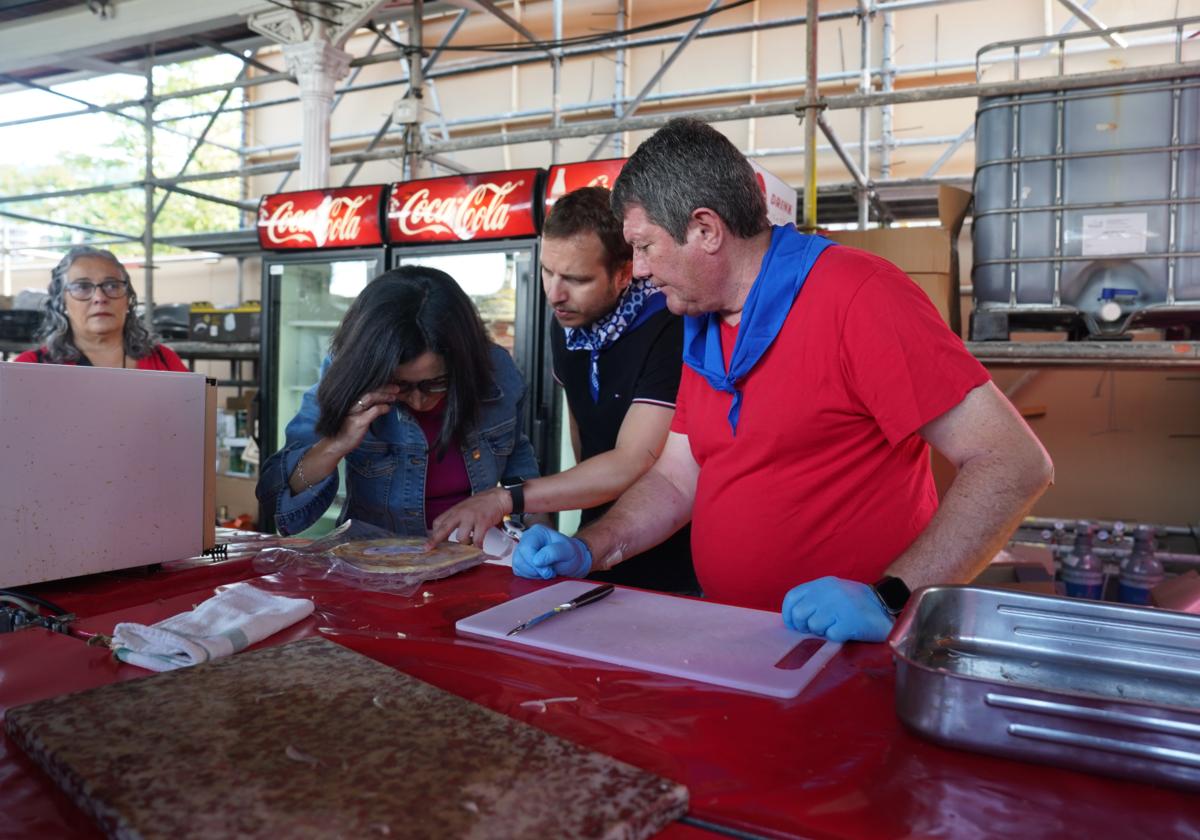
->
[889, 585, 1200, 790]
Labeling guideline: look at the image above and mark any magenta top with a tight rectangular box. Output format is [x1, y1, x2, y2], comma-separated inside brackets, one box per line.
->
[412, 402, 471, 529]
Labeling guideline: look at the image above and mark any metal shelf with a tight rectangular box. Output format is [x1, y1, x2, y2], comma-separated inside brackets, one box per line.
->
[0, 341, 258, 358]
[967, 341, 1200, 370]
[0, 340, 34, 358]
[170, 341, 259, 360]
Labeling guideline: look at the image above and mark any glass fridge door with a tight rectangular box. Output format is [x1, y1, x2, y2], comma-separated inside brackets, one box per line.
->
[393, 242, 557, 472]
[266, 252, 380, 536]
[393, 248, 521, 351]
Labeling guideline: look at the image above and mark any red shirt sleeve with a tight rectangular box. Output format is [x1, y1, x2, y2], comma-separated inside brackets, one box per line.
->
[12, 349, 40, 363]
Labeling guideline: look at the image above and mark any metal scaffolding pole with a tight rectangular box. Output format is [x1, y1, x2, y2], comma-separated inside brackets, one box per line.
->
[142, 46, 155, 329]
[613, 0, 626, 158]
[142, 55, 1200, 189]
[858, 0, 873, 228]
[0, 209, 137, 242]
[0, 72, 241, 154]
[157, 183, 258, 212]
[923, 123, 974, 178]
[153, 26, 1186, 137]
[816, 112, 891, 223]
[4, 4, 1195, 248]
[802, 0, 819, 230]
[551, 0, 563, 164]
[0, 181, 145, 206]
[881, 10, 895, 179]
[98, 9, 854, 115]
[587, 0, 721, 160]
[342, 11, 468, 186]
[154, 65, 249, 223]
[239, 24, 1187, 160]
[37, 7, 860, 139]
[407, 0, 426, 179]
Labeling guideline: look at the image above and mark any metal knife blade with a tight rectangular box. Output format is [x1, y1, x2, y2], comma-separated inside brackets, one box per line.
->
[506, 583, 615, 636]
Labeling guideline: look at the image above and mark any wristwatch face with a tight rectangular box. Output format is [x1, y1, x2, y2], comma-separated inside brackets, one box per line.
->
[872, 576, 911, 615]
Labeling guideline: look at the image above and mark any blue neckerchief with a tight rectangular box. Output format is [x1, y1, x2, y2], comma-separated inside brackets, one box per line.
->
[683, 225, 835, 433]
[564, 278, 666, 402]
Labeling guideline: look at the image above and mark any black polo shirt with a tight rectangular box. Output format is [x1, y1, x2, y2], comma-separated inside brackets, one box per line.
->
[551, 307, 698, 593]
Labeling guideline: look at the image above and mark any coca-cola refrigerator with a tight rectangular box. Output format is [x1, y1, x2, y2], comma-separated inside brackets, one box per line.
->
[256, 184, 388, 534]
[255, 171, 557, 536]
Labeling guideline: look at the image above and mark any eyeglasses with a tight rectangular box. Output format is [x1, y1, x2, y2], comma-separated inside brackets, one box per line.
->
[395, 375, 449, 395]
[65, 280, 129, 301]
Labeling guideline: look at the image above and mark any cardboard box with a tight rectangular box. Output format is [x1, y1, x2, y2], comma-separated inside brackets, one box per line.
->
[225, 389, 258, 412]
[825, 185, 972, 336]
[189, 302, 262, 343]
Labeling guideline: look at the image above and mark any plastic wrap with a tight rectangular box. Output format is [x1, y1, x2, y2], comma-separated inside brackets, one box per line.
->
[10, 562, 1200, 839]
[251, 520, 486, 596]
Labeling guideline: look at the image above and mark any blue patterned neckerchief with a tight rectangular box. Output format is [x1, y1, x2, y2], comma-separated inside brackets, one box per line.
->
[683, 225, 835, 434]
[564, 277, 667, 402]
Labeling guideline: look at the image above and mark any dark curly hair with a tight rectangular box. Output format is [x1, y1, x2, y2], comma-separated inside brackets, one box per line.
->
[37, 246, 159, 363]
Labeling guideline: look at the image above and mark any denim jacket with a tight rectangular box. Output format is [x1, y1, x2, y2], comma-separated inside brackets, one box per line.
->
[257, 344, 540, 537]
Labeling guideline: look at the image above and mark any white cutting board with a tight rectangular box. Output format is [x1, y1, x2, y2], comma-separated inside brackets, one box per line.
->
[456, 581, 841, 699]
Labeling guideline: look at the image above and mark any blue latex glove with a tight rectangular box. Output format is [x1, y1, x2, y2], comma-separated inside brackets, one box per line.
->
[781, 576, 895, 643]
[512, 525, 593, 580]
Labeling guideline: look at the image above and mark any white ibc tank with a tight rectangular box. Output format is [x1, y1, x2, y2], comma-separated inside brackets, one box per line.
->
[972, 79, 1200, 338]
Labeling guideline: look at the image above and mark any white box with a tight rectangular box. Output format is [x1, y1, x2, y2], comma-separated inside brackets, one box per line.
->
[0, 362, 216, 587]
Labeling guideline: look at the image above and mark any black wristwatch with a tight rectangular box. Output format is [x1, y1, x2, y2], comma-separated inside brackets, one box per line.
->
[501, 477, 526, 517]
[871, 575, 912, 616]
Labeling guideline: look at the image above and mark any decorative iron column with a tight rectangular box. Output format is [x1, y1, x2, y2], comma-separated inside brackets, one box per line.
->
[249, 1, 384, 190]
[283, 40, 352, 189]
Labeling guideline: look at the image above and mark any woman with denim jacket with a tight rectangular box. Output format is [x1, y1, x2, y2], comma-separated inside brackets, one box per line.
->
[256, 266, 540, 540]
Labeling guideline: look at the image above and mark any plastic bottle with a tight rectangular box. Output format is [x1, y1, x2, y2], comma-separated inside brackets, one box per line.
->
[1061, 521, 1104, 600]
[1118, 526, 1164, 606]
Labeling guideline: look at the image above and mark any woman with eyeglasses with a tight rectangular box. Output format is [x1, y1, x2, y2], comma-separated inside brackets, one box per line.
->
[256, 265, 540, 539]
[13, 246, 188, 371]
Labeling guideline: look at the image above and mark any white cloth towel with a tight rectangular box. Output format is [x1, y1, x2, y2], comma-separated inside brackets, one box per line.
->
[111, 583, 315, 672]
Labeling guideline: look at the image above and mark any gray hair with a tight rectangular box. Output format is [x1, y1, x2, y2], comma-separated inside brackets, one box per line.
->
[37, 246, 159, 363]
[611, 117, 769, 244]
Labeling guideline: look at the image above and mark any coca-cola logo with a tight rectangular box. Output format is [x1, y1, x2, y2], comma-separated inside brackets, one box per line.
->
[261, 194, 372, 247]
[544, 160, 625, 212]
[391, 181, 525, 240]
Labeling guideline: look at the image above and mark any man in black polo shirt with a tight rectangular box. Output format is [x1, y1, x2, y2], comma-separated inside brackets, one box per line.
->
[429, 186, 696, 593]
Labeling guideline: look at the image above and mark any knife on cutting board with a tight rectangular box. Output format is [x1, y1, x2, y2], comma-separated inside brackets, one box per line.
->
[507, 583, 615, 635]
[459, 581, 842, 699]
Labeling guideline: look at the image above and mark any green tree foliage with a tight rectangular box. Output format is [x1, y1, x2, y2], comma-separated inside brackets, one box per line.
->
[0, 55, 247, 257]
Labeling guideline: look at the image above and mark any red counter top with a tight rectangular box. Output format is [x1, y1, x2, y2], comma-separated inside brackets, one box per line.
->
[4, 560, 1198, 839]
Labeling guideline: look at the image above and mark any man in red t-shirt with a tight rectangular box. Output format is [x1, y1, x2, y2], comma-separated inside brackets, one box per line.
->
[513, 118, 1053, 643]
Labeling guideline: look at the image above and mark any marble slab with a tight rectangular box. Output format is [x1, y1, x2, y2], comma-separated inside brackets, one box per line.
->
[7, 637, 688, 839]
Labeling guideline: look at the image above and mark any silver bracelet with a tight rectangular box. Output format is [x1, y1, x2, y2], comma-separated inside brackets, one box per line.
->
[294, 458, 316, 492]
